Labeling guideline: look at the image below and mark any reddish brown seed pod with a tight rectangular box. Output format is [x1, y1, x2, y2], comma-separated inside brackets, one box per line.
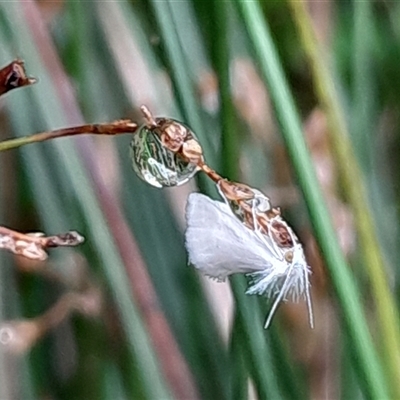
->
[0, 59, 36, 96]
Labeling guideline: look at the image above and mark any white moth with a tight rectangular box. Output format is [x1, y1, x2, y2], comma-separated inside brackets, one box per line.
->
[185, 192, 314, 329]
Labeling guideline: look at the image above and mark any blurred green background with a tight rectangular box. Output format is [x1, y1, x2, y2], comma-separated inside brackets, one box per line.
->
[0, 1, 399, 399]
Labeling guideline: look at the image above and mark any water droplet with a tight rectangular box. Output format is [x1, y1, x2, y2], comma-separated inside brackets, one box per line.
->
[130, 120, 199, 188]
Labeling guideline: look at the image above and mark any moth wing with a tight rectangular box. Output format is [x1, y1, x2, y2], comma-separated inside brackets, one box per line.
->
[185, 193, 277, 280]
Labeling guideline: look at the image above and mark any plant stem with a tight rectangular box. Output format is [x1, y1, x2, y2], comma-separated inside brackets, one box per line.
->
[0, 120, 138, 152]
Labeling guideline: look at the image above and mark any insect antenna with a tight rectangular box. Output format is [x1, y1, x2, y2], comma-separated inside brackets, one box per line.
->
[264, 263, 294, 329]
[304, 264, 314, 329]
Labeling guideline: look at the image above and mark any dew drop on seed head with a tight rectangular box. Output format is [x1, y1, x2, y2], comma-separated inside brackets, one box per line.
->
[129, 121, 199, 188]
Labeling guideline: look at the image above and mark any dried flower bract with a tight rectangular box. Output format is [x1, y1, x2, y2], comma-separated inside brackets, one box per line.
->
[0, 59, 37, 96]
[0, 227, 84, 261]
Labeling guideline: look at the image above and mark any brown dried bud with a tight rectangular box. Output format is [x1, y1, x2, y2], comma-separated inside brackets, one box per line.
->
[45, 231, 85, 247]
[218, 180, 256, 202]
[270, 220, 295, 248]
[139, 105, 204, 166]
[181, 138, 204, 164]
[0, 60, 37, 96]
[0, 227, 85, 261]
[160, 121, 186, 151]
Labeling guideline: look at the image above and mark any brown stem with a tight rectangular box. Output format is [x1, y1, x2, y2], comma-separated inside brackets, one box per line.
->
[0, 120, 139, 152]
[197, 161, 223, 183]
[37, 290, 100, 332]
[0, 289, 101, 355]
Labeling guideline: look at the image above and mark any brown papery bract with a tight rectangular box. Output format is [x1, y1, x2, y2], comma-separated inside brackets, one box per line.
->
[0, 226, 84, 261]
[0, 60, 36, 96]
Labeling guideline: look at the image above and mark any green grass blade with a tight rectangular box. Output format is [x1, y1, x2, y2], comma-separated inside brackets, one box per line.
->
[149, 0, 218, 195]
[0, 3, 173, 398]
[208, 1, 239, 179]
[234, 0, 390, 398]
[65, 3, 230, 397]
[230, 276, 285, 399]
[351, 0, 375, 172]
[150, 1, 305, 397]
[288, 0, 400, 396]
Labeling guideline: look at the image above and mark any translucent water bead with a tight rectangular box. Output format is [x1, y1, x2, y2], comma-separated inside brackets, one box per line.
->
[130, 106, 202, 188]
